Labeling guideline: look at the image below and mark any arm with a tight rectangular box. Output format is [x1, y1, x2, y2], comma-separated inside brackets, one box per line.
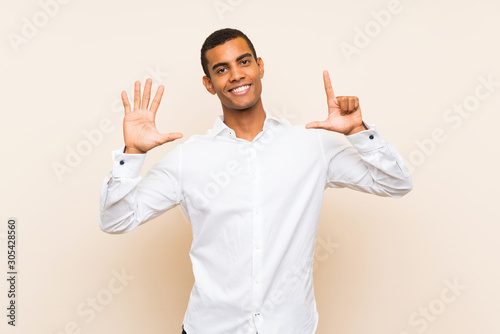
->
[317, 123, 412, 197]
[306, 70, 412, 197]
[98, 78, 183, 233]
[99, 145, 182, 233]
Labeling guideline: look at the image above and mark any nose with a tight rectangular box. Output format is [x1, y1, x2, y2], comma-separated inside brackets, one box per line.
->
[229, 67, 245, 82]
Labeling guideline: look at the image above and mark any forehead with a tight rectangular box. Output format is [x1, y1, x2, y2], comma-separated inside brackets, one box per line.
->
[205, 37, 253, 66]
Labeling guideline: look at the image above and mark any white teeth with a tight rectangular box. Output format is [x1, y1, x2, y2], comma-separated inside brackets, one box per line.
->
[232, 85, 249, 93]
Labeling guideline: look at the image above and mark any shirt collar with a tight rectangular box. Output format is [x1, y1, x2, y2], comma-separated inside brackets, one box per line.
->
[209, 109, 286, 138]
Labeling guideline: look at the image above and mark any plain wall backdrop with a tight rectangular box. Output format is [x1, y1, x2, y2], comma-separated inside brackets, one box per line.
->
[1, 0, 499, 333]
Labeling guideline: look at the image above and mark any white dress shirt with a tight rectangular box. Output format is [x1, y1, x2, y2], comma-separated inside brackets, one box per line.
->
[99, 110, 412, 334]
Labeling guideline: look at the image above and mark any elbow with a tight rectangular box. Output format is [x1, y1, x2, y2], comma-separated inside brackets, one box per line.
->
[99, 222, 132, 234]
[99, 224, 120, 234]
[98, 212, 133, 234]
[403, 181, 413, 196]
[98, 219, 119, 234]
[389, 186, 412, 198]
[98, 210, 115, 234]
[401, 176, 414, 196]
[386, 177, 413, 198]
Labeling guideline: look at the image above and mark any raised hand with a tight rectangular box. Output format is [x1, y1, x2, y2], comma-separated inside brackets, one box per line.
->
[121, 78, 183, 154]
[305, 70, 366, 135]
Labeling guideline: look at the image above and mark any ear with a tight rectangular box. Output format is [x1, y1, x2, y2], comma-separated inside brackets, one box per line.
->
[202, 76, 216, 95]
[257, 57, 264, 79]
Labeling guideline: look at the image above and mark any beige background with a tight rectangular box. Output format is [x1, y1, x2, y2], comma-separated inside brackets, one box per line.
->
[1, 0, 499, 333]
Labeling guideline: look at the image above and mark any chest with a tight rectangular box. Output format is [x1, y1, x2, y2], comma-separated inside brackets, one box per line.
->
[180, 128, 325, 211]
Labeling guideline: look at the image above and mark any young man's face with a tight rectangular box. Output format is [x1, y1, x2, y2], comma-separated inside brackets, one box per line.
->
[202, 37, 264, 113]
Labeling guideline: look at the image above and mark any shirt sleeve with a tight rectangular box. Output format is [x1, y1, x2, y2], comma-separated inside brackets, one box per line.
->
[98, 145, 182, 234]
[317, 122, 413, 198]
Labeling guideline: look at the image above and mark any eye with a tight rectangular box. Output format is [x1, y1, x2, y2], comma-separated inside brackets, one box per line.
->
[241, 59, 250, 65]
[216, 67, 227, 74]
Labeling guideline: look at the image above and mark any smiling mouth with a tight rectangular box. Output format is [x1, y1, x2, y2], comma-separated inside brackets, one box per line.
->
[229, 84, 251, 95]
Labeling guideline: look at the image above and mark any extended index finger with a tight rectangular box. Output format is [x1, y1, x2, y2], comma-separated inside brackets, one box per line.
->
[150, 85, 165, 114]
[323, 70, 337, 104]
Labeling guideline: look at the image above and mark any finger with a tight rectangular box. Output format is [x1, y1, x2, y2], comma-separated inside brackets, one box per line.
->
[305, 120, 330, 129]
[346, 96, 359, 114]
[338, 97, 348, 115]
[150, 85, 165, 115]
[133, 81, 141, 111]
[348, 97, 356, 113]
[343, 98, 350, 114]
[323, 70, 337, 105]
[141, 78, 152, 110]
[121, 91, 132, 114]
[157, 132, 183, 145]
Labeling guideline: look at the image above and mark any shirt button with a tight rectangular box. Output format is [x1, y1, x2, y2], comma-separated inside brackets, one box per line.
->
[255, 209, 260, 214]
[119, 160, 125, 165]
[369, 135, 374, 140]
[255, 243, 261, 249]
[255, 278, 260, 284]
[253, 174, 257, 179]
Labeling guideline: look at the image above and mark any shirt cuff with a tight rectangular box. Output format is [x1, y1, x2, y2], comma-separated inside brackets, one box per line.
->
[345, 122, 386, 153]
[111, 146, 147, 178]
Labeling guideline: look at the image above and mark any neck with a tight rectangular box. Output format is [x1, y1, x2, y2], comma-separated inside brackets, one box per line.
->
[221, 99, 266, 142]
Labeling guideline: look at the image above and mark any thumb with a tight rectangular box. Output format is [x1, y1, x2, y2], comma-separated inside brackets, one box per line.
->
[305, 120, 329, 130]
[157, 132, 183, 145]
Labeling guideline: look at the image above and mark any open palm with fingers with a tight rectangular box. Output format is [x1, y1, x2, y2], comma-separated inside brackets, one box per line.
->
[122, 78, 183, 154]
[305, 70, 366, 136]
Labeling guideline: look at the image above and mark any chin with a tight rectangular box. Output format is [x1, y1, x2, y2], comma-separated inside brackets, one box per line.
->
[230, 104, 257, 112]
[227, 98, 260, 111]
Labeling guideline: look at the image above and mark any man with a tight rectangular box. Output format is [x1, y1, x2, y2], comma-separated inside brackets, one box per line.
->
[99, 28, 412, 334]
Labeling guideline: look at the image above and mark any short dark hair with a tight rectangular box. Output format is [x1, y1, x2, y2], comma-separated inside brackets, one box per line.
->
[201, 28, 258, 78]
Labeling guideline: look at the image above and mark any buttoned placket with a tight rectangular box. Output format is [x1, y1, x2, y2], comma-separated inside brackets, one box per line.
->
[227, 126, 267, 332]
[249, 138, 264, 330]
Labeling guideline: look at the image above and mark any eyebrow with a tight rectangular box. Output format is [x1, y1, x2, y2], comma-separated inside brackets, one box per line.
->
[212, 53, 253, 72]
